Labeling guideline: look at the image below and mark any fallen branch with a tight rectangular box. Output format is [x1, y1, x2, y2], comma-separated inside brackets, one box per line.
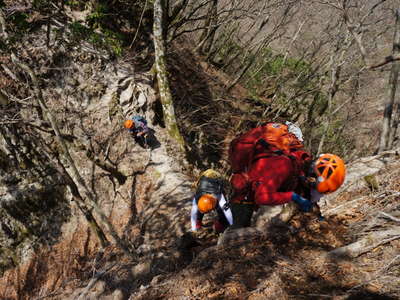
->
[376, 254, 400, 274]
[324, 195, 368, 216]
[379, 212, 400, 223]
[328, 226, 400, 258]
[1, 64, 18, 81]
[353, 147, 400, 164]
[76, 262, 117, 300]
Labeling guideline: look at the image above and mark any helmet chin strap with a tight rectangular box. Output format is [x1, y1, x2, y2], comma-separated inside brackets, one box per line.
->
[308, 177, 318, 189]
[305, 162, 318, 188]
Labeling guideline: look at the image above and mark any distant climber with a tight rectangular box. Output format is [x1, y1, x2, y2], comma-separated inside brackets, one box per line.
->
[228, 122, 346, 228]
[190, 169, 233, 234]
[124, 115, 150, 148]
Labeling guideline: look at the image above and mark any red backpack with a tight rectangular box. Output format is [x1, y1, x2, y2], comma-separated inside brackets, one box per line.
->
[229, 122, 304, 173]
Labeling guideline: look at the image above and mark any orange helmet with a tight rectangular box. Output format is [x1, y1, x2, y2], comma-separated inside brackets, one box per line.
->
[314, 154, 346, 194]
[124, 119, 134, 129]
[198, 194, 217, 213]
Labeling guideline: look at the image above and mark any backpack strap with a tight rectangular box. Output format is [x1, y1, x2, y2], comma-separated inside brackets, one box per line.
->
[252, 137, 286, 162]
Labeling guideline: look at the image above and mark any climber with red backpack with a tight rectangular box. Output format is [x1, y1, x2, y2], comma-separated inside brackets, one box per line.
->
[124, 115, 149, 148]
[228, 121, 346, 229]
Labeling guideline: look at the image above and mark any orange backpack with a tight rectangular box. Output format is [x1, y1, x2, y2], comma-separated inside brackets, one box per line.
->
[229, 122, 304, 173]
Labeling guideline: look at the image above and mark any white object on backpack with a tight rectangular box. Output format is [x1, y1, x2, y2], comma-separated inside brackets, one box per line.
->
[285, 121, 304, 142]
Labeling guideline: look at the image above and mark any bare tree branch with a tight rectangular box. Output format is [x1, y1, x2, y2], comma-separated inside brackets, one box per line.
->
[370, 55, 400, 69]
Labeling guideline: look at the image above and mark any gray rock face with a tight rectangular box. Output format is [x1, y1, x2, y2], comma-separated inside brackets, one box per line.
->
[0, 165, 69, 274]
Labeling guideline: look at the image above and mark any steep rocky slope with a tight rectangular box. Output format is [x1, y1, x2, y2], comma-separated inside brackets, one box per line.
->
[1, 38, 399, 296]
[1, 3, 399, 300]
[0, 13, 195, 298]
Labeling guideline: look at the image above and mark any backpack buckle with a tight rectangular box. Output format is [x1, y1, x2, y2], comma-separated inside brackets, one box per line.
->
[223, 202, 230, 210]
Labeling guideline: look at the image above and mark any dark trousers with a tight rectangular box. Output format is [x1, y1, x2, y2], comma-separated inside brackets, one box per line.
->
[229, 202, 255, 229]
[134, 134, 148, 148]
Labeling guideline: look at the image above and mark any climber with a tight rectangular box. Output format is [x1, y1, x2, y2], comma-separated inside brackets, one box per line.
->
[124, 115, 149, 148]
[229, 122, 346, 228]
[190, 169, 233, 234]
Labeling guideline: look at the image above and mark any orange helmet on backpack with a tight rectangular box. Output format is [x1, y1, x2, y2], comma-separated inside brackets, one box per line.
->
[314, 154, 346, 194]
[261, 123, 304, 152]
[124, 119, 134, 129]
[198, 194, 217, 213]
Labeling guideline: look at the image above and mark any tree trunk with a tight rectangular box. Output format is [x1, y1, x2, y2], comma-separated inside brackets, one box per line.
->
[379, 9, 400, 152]
[328, 227, 400, 258]
[388, 9, 400, 149]
[317, 64, 340, 155]
[53, 157, 109, 248]
[153, 0, 186, 152]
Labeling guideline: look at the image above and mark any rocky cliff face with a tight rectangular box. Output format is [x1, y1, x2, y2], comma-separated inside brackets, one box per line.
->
[0, 148, 68, 274]
[0, 11, 195, 297]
